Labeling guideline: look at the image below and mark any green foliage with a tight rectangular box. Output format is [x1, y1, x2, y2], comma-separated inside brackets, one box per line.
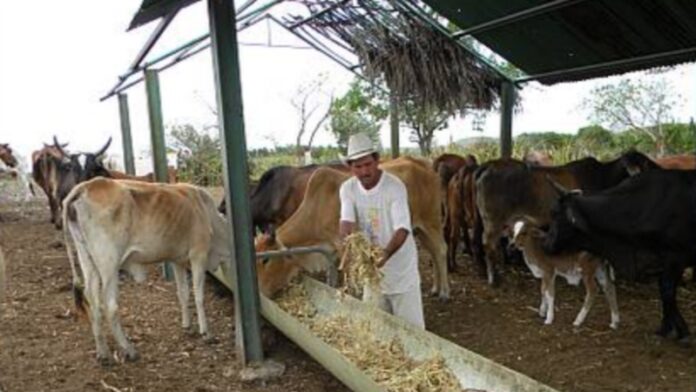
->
[168, 124, 223, 186]
[329, 79, 387, 152]
[515, 132, 573, 150]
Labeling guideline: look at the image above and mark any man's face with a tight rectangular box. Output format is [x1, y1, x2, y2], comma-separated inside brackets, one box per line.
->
[349, 154, 380, 189]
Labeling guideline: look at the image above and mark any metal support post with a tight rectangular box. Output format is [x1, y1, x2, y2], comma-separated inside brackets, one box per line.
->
[207, 0, 264, 365]
[500, 81, 515, 159]
[118, 93, 136, 175]
[144, 69, 173, 280]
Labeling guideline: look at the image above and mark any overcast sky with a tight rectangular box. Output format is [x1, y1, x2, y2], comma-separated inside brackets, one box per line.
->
[1, 0, 695, 173]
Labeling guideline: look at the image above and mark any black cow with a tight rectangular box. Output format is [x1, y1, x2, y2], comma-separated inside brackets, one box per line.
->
[218, 162, 349, 232]
[473, 150, 659, 285]
[51, 136, 112, 229]
[544, 170, 696, 342]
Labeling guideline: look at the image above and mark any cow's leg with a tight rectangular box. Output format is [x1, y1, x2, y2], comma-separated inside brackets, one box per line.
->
[417, 226, 449, 301]
[482, 222, 503, 286]
[573, 271, 597, 328]
[596, 265, 620, 330]
[172, 263, 191, 332]
[659, 264, 690, 342]
[446, 212, 459, 273]
[538, 277, 548, 318]
[103, 273, 138, 362]
[82, 264, 110, 365]
[48, 195, 58, 224]
[656, 272, 676, 338]
[543, 274, 556, 325]
[190, 258, 213, 341]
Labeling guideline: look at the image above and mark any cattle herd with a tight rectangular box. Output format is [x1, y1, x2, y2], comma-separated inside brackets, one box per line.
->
[1, 137, 696, 368]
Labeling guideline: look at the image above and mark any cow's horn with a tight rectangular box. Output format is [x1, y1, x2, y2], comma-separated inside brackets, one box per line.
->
[546, 175, 569, 196]
[95, 137, 112, 158]
[53, 136, 69, 157]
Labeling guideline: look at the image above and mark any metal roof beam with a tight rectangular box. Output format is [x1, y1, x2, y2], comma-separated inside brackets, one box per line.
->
[128, 10, 179, 73]
[451, 0, 588, 39]
[515, 46, 696, 83]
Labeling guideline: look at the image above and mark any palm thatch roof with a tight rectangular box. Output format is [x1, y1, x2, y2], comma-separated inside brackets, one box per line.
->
[290, 0, 508, 116]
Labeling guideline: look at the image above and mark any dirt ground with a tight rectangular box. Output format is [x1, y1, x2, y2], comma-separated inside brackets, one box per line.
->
[1, 187, 695, 391]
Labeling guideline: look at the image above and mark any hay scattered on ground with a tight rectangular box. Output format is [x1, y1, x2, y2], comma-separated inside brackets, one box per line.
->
[275, 284, 462, 391]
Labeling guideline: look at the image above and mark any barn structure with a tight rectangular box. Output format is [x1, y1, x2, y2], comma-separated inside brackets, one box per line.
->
[102, 0, 696, 385]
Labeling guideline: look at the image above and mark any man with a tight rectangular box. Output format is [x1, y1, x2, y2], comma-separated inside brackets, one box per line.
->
[339, 133, 425, 328]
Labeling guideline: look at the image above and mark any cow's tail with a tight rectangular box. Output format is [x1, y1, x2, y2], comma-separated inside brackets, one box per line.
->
[0, 246, 6, 311]
[61, 187, 89, 318]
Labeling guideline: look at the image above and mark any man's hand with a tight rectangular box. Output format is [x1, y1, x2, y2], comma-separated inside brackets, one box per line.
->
[376, 249, 389, 269]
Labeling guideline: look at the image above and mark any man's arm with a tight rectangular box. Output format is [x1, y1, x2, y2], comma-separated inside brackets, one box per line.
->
[378, 228, 409, 268]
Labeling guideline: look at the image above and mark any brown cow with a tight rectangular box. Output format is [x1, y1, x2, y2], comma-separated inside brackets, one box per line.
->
[474, 151, 658, 285]
[445, 163, 479, 270]
[31, 143, 69, 225]
[0, 143, 18, 168]
[655, 154, 696, 170]
[255, 156, 450, 300]
[433, 153, 477, 196]
[108, 166, 178, 183]
[219, 162, 350, 232]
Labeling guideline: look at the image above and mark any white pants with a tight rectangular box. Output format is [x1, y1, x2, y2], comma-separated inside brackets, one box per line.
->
[363, 284, 425, 329]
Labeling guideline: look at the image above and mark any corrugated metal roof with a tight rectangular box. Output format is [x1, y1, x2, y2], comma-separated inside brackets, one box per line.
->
[420, 0, 696, 84]
[128, 0, 199, 31]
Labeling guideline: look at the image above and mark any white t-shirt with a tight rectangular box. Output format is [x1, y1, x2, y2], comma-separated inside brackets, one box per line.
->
[339, 171, 420, 294]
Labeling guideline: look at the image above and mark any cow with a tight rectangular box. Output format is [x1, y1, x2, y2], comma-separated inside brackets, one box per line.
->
[62, 177, 309, 365]
[511, 221, 619, 329]
[433, 153, 477, 195]
[543, 170, 696, 343]
[37, 137, 113, 229]
[474, 150, 659, 285]
[254, 156, 450, 301]
[218, 162, 349, 232]
[0, 143, 18, 168]
[445, 163, 479, 271]
[31, 141, 69, 225]
[655, 154, 696, 170]
[108, 166, 178, 183]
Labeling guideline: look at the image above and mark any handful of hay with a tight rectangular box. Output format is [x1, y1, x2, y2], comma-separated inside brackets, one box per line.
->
[339, 232, 384, 297]
[275, 286, 463, 391]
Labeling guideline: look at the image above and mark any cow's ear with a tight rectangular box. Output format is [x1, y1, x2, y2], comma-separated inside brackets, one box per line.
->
[566, 205, 589, 232]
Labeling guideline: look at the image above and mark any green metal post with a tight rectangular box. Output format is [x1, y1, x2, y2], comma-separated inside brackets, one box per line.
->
[500, 81, 515, 159]
[118, 93, 136, 175]
[144, 68, 173, 281]
[390, 93, 400, 158]
[207, 0, 264, 364]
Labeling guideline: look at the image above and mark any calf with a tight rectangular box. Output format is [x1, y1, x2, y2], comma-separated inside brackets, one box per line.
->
[445, 163, 478, 270]
[512, 221, 619, 329]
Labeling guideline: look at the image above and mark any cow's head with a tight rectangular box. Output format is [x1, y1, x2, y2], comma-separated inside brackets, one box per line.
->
[543, 178, 589, 255]
[253, 232, 305, 297]
[619, 149, 660, 176]
[0, 143, 18, 168]
[52, 137, 112, 225]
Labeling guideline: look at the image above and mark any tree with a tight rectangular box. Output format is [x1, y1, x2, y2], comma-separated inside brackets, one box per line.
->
[401, 102, 451, 156]
[329, 79, 388, 152]
[582, 77, 681, 157]
[168, 123, 223, 186]
[574, 125, 614, 158]
[291, 75, 333, 163]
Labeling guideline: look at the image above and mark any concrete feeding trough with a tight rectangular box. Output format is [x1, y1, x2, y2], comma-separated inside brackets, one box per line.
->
[212, 268, 558, 392]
